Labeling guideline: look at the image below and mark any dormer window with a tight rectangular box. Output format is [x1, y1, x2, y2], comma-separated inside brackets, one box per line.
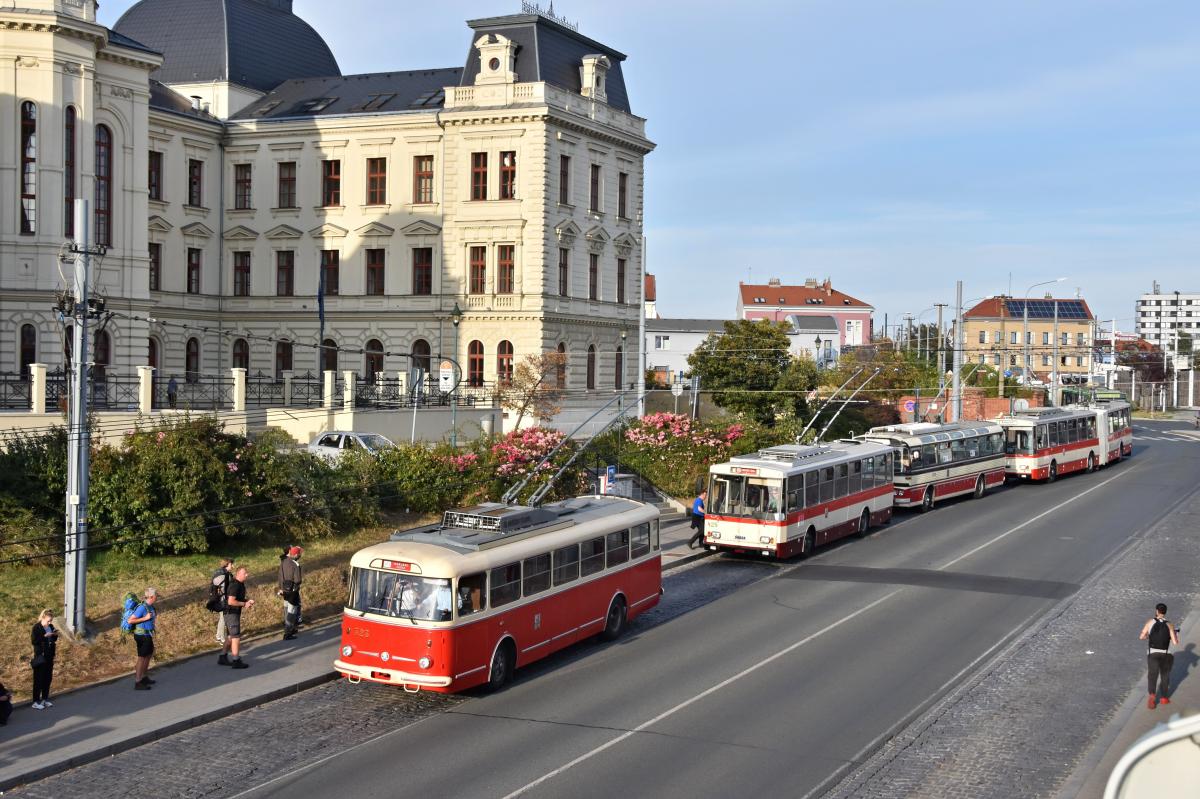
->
[580, 55, 610, 102]
[474, 33, 518, 85]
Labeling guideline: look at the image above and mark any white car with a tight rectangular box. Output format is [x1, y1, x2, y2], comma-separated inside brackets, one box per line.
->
[307, 431, 395, 462]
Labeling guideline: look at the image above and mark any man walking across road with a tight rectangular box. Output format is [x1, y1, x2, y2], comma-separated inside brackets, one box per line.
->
[688, 489, 707, 549]
[1139, 602, 1180, 708]
[211, 558, 234, 644]
[218, 567, 254, 669]
[278, 546, 303, 640]
[127, 588, 159, 690]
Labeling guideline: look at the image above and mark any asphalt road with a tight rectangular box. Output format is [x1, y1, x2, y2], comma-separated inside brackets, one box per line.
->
[228, 422, 1200, 799]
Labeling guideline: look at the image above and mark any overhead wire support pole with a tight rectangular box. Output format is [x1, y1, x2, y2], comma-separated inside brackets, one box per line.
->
[952, 281, 964, 422]
[65, 198, 100, 636]
[797, 367, 865, 441]
[817, 368, 881, 441]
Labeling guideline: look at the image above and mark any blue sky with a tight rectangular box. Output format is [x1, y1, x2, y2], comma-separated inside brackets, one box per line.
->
[99, 0, 1200, 335]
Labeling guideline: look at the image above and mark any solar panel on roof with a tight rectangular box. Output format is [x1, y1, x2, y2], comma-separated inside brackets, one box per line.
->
[1005, 299, 1089, 320]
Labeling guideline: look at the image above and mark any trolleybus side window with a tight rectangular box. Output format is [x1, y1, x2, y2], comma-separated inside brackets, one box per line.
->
[805, 470, 819, 506]
[523, 553, 551, 596]
[458, 572, 486, 617]
[863, 456, 876, 487]
[631, 523, 651, 558]
[849, 460, 862, 494]
[835, 464, 848, 498]
[937, 442, 953, 464]
[1035, 425, 1048, 450]
[489, 562, 521, 608]
[552, 544, 580, 585]
[606, 529, 630, 567]
[1047, 422, 1059, 447]
[951, 438, 968, 460]
[1085, 416, 1096, 439]
[820, 467, 835, 503]
[787, 475, 804, 512]
[651, 518, 660, 550]
[581, 536, 605, 576]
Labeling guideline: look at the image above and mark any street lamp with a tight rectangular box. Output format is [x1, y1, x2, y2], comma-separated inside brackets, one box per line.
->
[450, 302, 462, 447]
[620, 328, 628, 390]
[814, 335, 823, 368]
[1022, 277, 1066, 385]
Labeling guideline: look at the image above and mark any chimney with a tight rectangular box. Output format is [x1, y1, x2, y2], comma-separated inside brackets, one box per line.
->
[823, 278, 832, 296]
[1044, 292, 1053, 299]
[767, 277, 781, 287]
[190, 95, 202, 111]
[804, 278, 818, 288]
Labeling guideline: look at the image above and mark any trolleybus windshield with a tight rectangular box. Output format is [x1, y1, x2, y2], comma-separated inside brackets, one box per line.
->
[1005, 428, 1034, 456]
[709, 475, 785, 518]
[349, 568, 453, 622]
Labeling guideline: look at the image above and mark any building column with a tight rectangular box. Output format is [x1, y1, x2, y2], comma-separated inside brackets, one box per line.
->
[30, 363, 47, 414]
[342, 370, 356, 410]
[323, 370, 335, 410]
[231, 368, 247, 412]
[137, 366, 155, 414]
[282, 370, 294, 406]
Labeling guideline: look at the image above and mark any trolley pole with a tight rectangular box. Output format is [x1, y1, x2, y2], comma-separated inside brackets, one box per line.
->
[64, 199, 96, 635]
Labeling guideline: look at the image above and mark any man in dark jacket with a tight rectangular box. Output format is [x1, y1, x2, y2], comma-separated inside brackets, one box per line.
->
[278, 546, 303, 640]
[0, 681, 12, 725]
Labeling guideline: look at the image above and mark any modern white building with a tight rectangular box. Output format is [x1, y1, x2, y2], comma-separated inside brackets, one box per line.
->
[1136, 282, 1199, 364]
[1, 0, 653, 419]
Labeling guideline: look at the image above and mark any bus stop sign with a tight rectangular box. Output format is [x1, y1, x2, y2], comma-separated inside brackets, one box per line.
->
[439, 360, 454, 392]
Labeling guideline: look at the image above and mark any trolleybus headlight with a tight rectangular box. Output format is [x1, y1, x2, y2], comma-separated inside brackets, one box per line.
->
[759, 536, 771, 544]
[711, 532, 721, 540]
[380, 651, 391, 662]
[341, 645, 353, 657]
[418, 656, 432, 669]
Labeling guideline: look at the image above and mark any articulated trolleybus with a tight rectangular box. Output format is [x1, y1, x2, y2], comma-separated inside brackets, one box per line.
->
[998, 399, 1132, 482]
[335, 496, 661, 693]
[858, 422, 1006, 511]
[705, 439, 894, 558]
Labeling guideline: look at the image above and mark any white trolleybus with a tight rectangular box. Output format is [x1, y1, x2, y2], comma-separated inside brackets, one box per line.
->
[998, 399, 1132, 482]
[335, 496, 661, 693]
[857, 421, 1006, 511]
[705, 439, 895, 559]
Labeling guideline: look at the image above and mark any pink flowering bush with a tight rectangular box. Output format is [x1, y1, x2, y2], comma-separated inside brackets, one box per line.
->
[604, 413, 752, 498]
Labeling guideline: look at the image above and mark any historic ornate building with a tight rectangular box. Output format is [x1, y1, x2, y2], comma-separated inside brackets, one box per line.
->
[1, 0, 652, 402]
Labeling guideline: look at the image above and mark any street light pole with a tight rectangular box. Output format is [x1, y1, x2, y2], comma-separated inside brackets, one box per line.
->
[1022, 277, 1066, 387]
[450, 302, 462, 447]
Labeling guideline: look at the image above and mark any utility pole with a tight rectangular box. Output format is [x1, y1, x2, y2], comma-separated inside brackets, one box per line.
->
[1172, 290, 1180, 409]
[952, 281, 963, 422]
[935, 303, 947, 392]
[1051, 302, 1059, 406]
[64, 199, 98, 635]
[1110, 318, 1116, 389]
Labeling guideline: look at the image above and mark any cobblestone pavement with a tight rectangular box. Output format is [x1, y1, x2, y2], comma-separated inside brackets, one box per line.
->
[821, 489, 1200, 799]
[8, 558, 774, 799]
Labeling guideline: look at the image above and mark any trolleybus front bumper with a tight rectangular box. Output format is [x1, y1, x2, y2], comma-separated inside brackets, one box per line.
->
[335, 659, 453, 689]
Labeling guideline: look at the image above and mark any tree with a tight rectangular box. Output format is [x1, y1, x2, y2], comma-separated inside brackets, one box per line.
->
[497, 351, 567, 429]
[687, 320, 793, 425]
[774, 357, 819, 420]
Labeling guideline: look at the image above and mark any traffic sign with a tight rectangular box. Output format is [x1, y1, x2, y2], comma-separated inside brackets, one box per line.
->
[1003, 370, 1013, 378]
[671, 384, 683, 397]
[903, 400, 915, 413]
[438, 360, 454, 391]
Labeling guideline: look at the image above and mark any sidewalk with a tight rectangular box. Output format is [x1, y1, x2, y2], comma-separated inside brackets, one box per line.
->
[1061, 610, 1200, 798]
[0, 515, 707, 792]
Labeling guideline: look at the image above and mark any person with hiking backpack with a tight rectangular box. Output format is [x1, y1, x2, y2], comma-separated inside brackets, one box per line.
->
[1139, 602, 1181, 708]
[126, 588, 159, 691]
[208, 558, 234, 644]
[278, 546, 303, 640]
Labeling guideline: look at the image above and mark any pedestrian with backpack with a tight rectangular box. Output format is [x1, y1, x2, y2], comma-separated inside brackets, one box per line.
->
[127, 588, 159, 691]
[30, 610, 58, 709]
[209, 558, 234, 643]
[1139, 602, 1180, 708]
[218, 566, 254, 669]
[278, 546, 303, 640]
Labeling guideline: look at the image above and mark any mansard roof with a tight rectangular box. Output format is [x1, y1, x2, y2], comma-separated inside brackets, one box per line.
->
[114, 0, 341, 93]
[233, 68, 463, 120]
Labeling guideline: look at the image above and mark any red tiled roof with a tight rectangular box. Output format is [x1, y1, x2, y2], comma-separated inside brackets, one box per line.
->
[738, 280, 871, 309]
[644, 274, 656, 302]
[964, 297, 1096, 320]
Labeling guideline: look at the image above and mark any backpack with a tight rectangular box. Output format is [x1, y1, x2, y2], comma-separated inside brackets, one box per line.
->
[1148, 618, 1172, 651]
[206, 571, 230, 613]
[120, 592, 140, 633]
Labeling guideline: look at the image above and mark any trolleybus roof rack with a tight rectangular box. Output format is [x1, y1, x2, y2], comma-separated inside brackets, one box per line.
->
[389, 499, 597, 552]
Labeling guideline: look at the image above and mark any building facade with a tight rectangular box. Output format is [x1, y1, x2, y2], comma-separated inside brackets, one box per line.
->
[2, 0, 652, 410]
[960, 295, 1096, 382]
[737, 277, 873, 350]
[1135, 282, 1199, 363]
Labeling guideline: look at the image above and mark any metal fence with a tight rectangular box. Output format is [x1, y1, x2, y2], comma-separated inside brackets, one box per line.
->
[89, 374, 141, 410]
[289, 371, 324, 408]
[159, 374, 233, 411]
[245, 371, 283, 408]
[0, 372, 31, 410]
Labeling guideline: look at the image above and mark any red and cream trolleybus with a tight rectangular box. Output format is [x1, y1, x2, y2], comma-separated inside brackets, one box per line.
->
[705, 439, 894, 559]
[334, 496, 661, 693]
[858, 422, 1006, 511]
[998, 406, 1105, 481]
[1082, 397, 1133, 465]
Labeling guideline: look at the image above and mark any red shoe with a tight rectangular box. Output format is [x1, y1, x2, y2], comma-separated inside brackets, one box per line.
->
[1148, 695, 1157, 709]
[1159, 696, 1170, 706]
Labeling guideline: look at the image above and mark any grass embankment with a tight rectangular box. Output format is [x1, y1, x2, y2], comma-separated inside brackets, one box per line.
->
[0, 515, 424, 702]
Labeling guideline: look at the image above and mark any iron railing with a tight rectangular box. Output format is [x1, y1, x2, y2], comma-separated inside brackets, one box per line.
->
[88, 374, 141, 410]
[245, 371, 283, 408]
[160, 373, 233, 411]
[0, 372, 32, 410]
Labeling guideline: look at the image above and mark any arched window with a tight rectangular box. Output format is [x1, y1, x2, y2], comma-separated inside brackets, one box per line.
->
[94, 125, 112, 246]
[147, 337, 159, 371]
[319, 338, 337, 373]
[586, 345, 596, 390]
[467, 340, 484, 387]
[20, 102, 37, 235]
[614, 345, 624, 390]
[93, 330, 110, 382]
[365, 339, 384, 384]
[496, 340, 514, 386]
[411, 339, 431, 376]
[64, 107, 75, 237]
[275, 341, 293, 378]
[185, 337, 201, 382]
[232, 338, 250, 370]
[556, 342, 567, 389]
[20, 324, 37, 375]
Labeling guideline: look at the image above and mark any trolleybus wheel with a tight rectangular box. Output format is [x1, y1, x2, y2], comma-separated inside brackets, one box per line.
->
[1086, 453, 1095, 473]
[973, 475, 985, 499]
[920, 488, 935, 513]
[488, 639, 515, 692]
[856, 508, 870, 538]
[601, 596, 627, 641]
[1047, 461, 1058, 483]
[802, 526, 817, 558]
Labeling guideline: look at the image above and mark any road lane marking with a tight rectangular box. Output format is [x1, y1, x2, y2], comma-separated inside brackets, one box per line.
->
[504, 462, 1144, 798]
